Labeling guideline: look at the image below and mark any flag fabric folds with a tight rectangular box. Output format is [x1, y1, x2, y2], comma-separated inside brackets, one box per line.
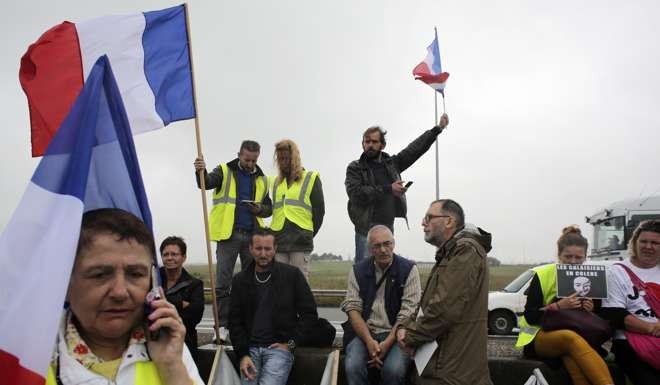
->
[412, 29, 450, 95]
[19, 4, 195, 157]
[0, 55, 152, 385]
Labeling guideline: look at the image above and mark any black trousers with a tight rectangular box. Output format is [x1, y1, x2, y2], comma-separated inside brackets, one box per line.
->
[611, 339, 660, 385]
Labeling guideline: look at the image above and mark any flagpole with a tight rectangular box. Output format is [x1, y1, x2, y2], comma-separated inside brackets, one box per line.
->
[434, 91, 439, 200]
[183, 2, 220, 343]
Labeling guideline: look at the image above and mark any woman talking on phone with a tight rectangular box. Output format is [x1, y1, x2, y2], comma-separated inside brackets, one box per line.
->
[515, 226, 614, 385]
[49, 208, 203, 385]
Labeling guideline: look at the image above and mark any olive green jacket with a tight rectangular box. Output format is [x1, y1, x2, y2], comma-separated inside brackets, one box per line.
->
[401, 225, 493, 385]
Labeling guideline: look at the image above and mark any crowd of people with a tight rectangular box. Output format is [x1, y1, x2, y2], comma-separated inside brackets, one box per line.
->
[52, 112, 659, 385]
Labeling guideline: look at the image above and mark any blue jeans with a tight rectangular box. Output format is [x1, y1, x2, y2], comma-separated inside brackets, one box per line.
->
[354, 232, 369, 264]
[344, 332, 411, 385]
[241, 346, 294, 385]
[216, 231, 253, 326]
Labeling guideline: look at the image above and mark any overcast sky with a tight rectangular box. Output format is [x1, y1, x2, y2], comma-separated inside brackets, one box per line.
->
[2, 0, 659, 265]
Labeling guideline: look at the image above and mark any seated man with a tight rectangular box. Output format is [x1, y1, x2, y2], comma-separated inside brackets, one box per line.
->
[228, 228, 318, 385]
[341, 225, 421, 385]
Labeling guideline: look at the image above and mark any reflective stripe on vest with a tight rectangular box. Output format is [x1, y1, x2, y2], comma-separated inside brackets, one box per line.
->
[515, 263, 558, 349]
[47, 360, 162, 385]
[271, 170, 317, 231]
[209, 163, 268, 241]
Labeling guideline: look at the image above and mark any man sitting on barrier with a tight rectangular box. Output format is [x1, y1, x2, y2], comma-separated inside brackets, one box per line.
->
[341, 225, 421, 385]
[228, 228, 319, 385]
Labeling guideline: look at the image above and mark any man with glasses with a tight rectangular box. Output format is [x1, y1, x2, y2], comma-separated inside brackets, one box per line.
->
[345, 114, 449, 264]
[193, 140, 273, 341]
[397, 200, 493, 385]
[341, 225, 421, 385]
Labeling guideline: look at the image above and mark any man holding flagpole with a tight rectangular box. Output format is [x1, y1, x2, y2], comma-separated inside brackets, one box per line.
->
[345, 113, 448, 263]
[193, 141, 272, 341]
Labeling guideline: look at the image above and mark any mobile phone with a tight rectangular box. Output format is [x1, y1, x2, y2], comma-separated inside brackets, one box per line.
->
[404, 181, 413, 188]
[145, 265, 162, 340]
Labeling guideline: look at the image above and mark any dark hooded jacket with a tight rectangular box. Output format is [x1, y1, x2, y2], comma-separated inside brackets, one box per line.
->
[401, 225, 493, 385]
[345, 125, 444, 235]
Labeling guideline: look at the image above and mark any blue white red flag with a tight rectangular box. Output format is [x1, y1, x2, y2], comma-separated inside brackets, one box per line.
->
[412, 29, 449, 95]
[0, 56, 152, 385]
[20, 4, 195, 157]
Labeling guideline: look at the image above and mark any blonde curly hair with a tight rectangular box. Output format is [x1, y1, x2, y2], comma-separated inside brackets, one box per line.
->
[274, 139, 304, 183]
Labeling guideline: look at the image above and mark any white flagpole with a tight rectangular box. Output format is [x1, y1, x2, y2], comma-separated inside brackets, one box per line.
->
[434, 91, 439, 200]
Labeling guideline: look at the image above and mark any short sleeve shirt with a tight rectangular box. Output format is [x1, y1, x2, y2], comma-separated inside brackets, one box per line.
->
[602, 259, 660, 339]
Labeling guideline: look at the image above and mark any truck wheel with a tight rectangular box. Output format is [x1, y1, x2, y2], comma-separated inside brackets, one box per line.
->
[489, 310, 514, 335]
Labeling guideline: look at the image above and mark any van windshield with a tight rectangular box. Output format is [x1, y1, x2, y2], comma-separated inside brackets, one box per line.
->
[502, 269, 534, 293]
[593, 216, 625, 252]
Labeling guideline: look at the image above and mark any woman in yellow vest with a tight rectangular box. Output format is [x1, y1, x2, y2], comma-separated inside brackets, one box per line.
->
[515, 226, 614, 385]
[270, 139, 325, 281]
[48, 209, 203, 385]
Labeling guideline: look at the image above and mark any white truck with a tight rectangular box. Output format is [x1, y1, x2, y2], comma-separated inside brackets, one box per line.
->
[585, 195, 660, 261]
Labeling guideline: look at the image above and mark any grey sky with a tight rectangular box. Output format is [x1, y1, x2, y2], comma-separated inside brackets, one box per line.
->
[2, 0, 659, 265]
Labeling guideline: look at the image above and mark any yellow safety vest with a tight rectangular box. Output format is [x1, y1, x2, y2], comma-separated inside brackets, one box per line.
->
[515, 263, 558, 349]
[209, 164, 268, 241]
[270, 170, 318, 232]
[47, 361, 162, 385]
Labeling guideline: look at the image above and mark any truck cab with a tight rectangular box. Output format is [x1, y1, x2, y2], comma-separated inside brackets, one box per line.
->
[586, 195, 660, 261]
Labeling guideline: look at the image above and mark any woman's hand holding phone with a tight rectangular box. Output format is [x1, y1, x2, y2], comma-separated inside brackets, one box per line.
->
[146, 288, 189, 384]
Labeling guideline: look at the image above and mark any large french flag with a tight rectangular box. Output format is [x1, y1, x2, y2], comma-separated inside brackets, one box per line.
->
[412, 28, 450, 95]
[19, 4, 194, 157]
[0, 56, 152, 385]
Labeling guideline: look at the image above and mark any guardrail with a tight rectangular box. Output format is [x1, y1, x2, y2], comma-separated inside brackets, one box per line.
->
[204, 287, 347, 297]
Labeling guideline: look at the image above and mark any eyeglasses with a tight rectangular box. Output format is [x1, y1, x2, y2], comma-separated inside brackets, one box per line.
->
[162, 252, 182, 257]
[370, 240, 393, 250]
[423, 214, 450, 223]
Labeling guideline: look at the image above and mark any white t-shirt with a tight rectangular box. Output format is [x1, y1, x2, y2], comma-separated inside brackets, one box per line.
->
[602, 259, 660, 339]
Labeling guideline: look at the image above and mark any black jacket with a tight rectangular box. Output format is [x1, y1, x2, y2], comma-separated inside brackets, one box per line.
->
[345, 125, 444, 235]
[228, 260, 319, 359]
[160, 267, 204, 363]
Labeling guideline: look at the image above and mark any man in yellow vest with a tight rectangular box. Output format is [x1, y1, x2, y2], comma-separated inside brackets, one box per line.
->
[194, 140, 272, 340]
[270, 139, 325, 281]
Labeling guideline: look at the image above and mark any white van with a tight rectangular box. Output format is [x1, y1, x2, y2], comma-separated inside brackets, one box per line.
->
[487, 269, 534, 335]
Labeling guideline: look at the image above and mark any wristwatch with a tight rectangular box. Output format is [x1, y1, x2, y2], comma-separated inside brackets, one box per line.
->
[287, 339, 296, 352]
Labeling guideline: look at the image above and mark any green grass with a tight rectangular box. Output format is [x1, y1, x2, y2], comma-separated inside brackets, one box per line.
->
[185, 261, 534, 306]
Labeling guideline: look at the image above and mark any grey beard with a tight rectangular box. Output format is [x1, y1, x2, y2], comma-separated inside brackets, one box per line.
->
[424, 232, 444, 246]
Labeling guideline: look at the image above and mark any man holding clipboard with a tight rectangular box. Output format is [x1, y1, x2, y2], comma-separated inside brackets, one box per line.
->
[396, 199, 492, 385]
[193, 140, 273, 341]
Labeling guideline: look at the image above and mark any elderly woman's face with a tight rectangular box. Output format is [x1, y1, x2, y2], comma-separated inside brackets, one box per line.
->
[68, 233, 151, 342]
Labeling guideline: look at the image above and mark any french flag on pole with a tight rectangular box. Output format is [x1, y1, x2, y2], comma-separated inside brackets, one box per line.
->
[0, 56, 152, 385]
[19, 4, 194, 157]
[412, 28, 449, 95]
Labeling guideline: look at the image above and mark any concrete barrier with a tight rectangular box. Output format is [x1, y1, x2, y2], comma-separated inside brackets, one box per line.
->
[198, 345, 627, 385]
